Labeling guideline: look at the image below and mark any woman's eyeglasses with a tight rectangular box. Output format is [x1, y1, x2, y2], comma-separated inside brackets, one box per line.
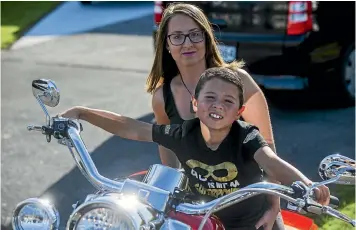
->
[167, 31, 205, 46]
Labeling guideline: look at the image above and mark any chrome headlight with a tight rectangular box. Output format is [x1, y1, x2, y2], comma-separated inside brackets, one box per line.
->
[12, 198, 60, 230]
[67, 193, 156, 230]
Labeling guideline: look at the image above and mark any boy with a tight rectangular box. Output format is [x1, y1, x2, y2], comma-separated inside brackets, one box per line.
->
[60, 67, 330, 229]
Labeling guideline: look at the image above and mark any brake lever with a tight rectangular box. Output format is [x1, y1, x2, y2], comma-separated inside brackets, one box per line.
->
[323, 206, 356, 227]
[27, 124, 54, 142]
[27, 125, 43, 131]
[293, 198, 355, 227]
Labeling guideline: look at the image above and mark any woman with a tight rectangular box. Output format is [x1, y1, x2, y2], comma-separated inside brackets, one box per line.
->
[147, 3, 275, 168]
[145, 3, 283, 229]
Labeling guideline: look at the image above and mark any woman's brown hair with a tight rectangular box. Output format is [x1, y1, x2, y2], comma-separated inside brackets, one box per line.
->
[145, 3, 245, 94]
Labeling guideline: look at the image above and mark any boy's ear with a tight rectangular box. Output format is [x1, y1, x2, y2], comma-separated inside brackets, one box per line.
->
[235, 105, 245, 119]
[192, 96, 198, 113]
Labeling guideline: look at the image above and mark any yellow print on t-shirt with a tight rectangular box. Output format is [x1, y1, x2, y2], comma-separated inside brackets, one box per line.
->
[186, 159, 238, 182]
[194, 183, 239, 198]
[186, 159, 241, 198]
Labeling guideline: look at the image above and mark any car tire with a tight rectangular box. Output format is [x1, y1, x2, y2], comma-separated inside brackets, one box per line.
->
[337, 43, 355, 106]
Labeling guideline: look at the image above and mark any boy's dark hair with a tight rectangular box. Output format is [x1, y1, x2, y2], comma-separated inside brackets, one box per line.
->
[194, 67, 245, 108]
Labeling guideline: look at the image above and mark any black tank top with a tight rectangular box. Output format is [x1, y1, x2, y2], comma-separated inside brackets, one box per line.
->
[162, 78, 186, 124]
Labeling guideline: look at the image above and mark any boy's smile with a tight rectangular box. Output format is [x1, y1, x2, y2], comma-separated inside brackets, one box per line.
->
[209, 112, 223, 120]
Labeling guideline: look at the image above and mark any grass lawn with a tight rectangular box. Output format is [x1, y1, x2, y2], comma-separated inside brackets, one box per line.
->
[1, 1, 61, 49]
[312, 184, 355, 229]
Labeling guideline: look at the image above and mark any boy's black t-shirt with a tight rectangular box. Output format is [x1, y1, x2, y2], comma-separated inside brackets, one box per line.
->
[152, 118, 271, 228]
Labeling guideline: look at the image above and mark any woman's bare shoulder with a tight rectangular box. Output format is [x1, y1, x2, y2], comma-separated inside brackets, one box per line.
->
[236, 68, 262, 101]
[152, 84, 165, 109]
[151, 84, 170, 124]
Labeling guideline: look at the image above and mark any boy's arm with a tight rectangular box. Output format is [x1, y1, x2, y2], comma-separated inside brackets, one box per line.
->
[254, 147, 331, 207]
[241, 126, 312, 186]
[79, 107, 154, 142]
[254, 147, 312, 186]
[69, 106, 183, 150]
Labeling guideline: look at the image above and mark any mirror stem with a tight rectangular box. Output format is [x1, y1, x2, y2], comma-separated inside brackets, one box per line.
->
[35, 94, 51, 126]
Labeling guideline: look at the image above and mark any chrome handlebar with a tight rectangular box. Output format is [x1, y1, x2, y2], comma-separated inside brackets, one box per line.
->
[28, 117, 356, 228]
[28, 118, 124, 192]
[188, 179, 354, 230]
[176, 183, 297, 215]
[65, 126, 124, 192]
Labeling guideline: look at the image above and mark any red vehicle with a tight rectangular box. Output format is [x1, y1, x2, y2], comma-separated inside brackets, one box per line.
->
[153, 1, 355, 106]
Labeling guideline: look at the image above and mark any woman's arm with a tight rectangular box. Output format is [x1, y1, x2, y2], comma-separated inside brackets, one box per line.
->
[152, 85, 182, 169]
[237, 69, 276, 152]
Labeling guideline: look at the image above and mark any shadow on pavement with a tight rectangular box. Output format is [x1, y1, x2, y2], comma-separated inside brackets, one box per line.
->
[38, 112, 159, 229]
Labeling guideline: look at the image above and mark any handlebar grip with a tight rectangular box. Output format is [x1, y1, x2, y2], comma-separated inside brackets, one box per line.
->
[329, 195, 339, 208]
[311, 192, 339, 209]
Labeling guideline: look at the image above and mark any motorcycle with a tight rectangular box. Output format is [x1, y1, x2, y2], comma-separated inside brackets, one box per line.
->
[11, 79, 356, 230]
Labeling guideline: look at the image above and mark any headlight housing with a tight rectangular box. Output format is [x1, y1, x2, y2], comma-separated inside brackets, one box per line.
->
[12, 198, 60, 230]
[72, 207, 134, 230]
[67, 193, 156, 230]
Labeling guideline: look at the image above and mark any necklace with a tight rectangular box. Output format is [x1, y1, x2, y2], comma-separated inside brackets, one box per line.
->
[179, 73, 195, 114]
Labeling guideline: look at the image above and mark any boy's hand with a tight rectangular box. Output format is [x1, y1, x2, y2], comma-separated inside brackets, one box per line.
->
[312, 184, 330, 206]
[59, 106, 82, 120]
[255, 207, 279, 230]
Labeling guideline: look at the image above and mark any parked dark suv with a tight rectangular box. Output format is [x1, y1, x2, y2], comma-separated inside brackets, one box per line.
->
[153, 1, 355, 105]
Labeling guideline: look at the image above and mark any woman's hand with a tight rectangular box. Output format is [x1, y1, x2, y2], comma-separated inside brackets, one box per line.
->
[255, 206, 280, 230]
[312, 184, 330, 206]
[59, 106, 83, 120]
